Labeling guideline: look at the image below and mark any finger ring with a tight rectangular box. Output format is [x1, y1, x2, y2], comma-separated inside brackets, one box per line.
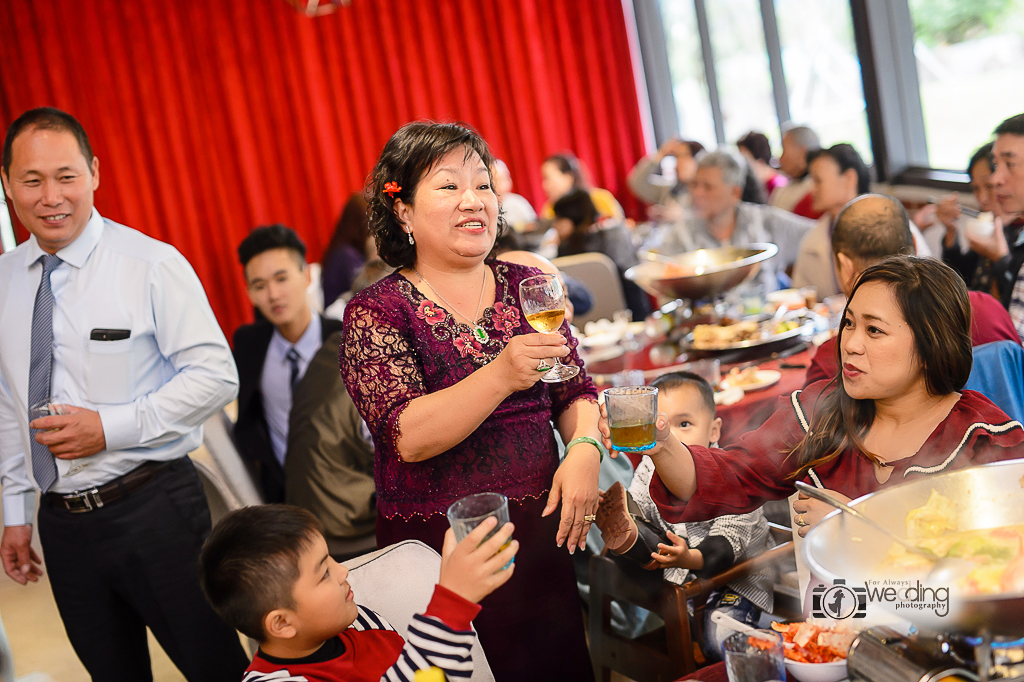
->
[795, 513, 807, 527]
[583, 514, 597, 522]
[536, 361, 548, 371]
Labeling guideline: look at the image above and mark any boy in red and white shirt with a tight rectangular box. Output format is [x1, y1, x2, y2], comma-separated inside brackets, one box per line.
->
[200, 504, 516, 682]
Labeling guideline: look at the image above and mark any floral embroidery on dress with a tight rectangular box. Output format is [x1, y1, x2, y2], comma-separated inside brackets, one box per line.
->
[402, 261, 518, 366]
[490, 301, 521, 342]
[454, 331, 486, 360]
[416, 300, 446, 325]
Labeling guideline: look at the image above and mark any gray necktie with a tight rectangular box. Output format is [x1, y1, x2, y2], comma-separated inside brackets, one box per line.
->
[286, 348, 301, 392]
[28, 254, 62, 492]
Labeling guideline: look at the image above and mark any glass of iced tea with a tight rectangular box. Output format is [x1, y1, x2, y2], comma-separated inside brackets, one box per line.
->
[603, 386, 658, 452]
[519, 273, 580, 383]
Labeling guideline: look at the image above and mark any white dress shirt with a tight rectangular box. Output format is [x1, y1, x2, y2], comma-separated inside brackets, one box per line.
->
[0, 210, 238, 525]
[260, 313, 321, 466]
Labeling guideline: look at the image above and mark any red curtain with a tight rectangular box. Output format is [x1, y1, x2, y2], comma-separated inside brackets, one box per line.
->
[0, 0, 649, 336]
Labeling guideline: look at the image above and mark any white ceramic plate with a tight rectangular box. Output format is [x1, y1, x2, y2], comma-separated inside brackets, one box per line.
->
[721, 369, 782, 392]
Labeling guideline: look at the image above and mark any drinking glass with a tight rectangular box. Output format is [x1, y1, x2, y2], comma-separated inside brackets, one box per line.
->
[519, 273, 580, 383]
[603, 386, 658, 452]
[722, 630, 786, 682]
[446, 492, 514, 569]
[29, 399, 65, 432]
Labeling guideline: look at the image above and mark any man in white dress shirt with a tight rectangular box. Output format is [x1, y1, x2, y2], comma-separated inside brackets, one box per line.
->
[0, 108, 248, 680]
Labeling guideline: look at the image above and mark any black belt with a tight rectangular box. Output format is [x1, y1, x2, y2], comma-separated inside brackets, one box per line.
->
[43, 460, 175, 513]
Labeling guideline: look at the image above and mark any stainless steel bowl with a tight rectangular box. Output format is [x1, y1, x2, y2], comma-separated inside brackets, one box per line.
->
[625, 243, 779, 301]
[804, 458, 1024, 636]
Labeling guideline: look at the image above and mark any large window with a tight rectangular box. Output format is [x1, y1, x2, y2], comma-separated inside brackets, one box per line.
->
[776, 0, 871, 160]
[909, 0, 1024, 170]
[659, 0, 871, 160]
[660, 0, 716, 145]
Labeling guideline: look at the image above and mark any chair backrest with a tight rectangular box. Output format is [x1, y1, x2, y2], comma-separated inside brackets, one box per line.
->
[198, 410, 265, 508]
[553, 252, 628, 326]
[965, 340, 1024, 424]
[344, 540, 494, 682]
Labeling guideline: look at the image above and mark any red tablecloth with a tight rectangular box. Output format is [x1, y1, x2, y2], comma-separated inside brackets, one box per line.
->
[587, 346, 813, 447]
[676, 661, 797, 681]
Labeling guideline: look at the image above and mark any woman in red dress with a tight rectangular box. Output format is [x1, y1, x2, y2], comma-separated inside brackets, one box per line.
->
[341, 122, 600, 681]
[599, 256, 1024, 535]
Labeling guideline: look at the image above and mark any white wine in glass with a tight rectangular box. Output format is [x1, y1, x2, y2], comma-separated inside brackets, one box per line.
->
[519, 274, 580, 383]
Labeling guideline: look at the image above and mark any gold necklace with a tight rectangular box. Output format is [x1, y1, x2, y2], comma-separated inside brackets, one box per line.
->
[412, 267, 490, 344]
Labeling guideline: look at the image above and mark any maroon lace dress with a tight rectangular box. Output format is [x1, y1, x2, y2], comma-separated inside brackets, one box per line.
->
[340, 260, 597, 682]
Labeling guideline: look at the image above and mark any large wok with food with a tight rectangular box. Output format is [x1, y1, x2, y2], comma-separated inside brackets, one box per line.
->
[625, 243, 778, 301]
[804, 458, 1024, 636]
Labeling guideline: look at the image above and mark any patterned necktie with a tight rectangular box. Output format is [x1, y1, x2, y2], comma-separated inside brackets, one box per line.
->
[286, 348, 301, 392]
[28, 254, 62, 492]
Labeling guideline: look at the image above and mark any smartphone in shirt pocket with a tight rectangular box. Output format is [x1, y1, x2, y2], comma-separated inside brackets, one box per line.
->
[86, 328, 134, 404]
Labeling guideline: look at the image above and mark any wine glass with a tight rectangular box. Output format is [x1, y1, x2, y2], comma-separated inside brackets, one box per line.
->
[519, 274, 580, 383]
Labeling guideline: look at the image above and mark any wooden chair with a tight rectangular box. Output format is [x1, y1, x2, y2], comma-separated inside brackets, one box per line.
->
[588, 524, 800, 682]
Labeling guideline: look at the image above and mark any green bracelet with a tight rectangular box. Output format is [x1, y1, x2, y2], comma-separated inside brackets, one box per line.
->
[565, 436, 605, 463]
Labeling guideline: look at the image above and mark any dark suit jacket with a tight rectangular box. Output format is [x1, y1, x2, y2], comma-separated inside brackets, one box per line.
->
[232, 315, 345, 502]
[286, 331, 377, 556]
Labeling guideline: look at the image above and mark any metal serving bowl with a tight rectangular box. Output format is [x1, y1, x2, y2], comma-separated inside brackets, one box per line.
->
[804, 458, 1024, 636]
[625, 243, 779, 301]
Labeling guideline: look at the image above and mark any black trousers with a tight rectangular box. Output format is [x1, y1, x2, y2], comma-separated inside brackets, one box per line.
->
[37, 457, 250, 682]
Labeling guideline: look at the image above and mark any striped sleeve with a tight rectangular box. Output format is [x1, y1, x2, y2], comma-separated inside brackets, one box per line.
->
[380, 612, 477, 682]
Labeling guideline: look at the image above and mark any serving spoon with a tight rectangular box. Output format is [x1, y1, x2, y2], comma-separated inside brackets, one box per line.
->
[794, 482, 972, 585]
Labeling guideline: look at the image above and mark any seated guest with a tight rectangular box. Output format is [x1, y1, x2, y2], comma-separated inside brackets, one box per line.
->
[968, 115, 1024, 335]
[596, 372, 774, 660]
[930, 143, 1017, 293]
[200, 505, 516, 681]
[600, 256, 1024, 541]
[233, 225, 346, 503]
[738, 131, 787, 199]
[769, 124, 823, 220]
[792, 144, 931, 298]
[658, 150, 815, 292]
[553, 188, 651, 319]
[321, 193, 374, 308]
[540, 152, 624, 221]
[628, 138, 704, 222]
[805, 195, 1020, 386]
[493, 159, 537, 232]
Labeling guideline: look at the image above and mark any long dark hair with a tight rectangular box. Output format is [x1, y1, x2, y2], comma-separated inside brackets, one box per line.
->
[324, 193, 370, 261]
[366, 121, 504, 269]
[790, 256, 972, 477]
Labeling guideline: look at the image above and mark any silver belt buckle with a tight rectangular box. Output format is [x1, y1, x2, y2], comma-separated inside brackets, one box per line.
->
[66, 487, 104, 513]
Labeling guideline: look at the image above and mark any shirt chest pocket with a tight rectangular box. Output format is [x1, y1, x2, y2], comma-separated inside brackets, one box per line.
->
[86, 338, 134, 404]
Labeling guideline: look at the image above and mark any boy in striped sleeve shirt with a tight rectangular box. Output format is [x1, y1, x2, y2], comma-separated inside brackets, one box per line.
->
[200, 504, 516, 682]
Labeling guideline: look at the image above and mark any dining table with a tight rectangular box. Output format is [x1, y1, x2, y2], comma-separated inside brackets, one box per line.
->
[675, 661, 799, 681]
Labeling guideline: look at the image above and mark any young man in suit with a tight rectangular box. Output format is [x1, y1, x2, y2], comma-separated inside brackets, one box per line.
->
[234, 225, 377, 558]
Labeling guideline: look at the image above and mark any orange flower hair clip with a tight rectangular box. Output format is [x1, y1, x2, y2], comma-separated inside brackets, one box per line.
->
[384, 181, 402, 197]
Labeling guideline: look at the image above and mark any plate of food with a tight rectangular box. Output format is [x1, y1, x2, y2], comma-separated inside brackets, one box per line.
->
[720, 367, 782, 392]
[683, 317, 809, 352]
[771, 620, 852, 682]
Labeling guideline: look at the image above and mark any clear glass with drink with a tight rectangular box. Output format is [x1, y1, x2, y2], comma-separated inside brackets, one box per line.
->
[29, 399, 65, 432]
[446, 492, 513, 569]
[519, 273, 580, 383]
[722, 630, 786, 682]
[603, 386, 658, 452]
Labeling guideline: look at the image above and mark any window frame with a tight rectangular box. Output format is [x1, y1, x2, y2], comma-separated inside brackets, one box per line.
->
[632, 0, 973, 190]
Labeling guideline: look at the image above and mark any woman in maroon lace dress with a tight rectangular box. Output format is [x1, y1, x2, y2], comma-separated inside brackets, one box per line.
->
[340, 122, 600, 681]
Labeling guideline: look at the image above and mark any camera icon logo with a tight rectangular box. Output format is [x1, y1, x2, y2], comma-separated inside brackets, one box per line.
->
[811, 579, 868, 619]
